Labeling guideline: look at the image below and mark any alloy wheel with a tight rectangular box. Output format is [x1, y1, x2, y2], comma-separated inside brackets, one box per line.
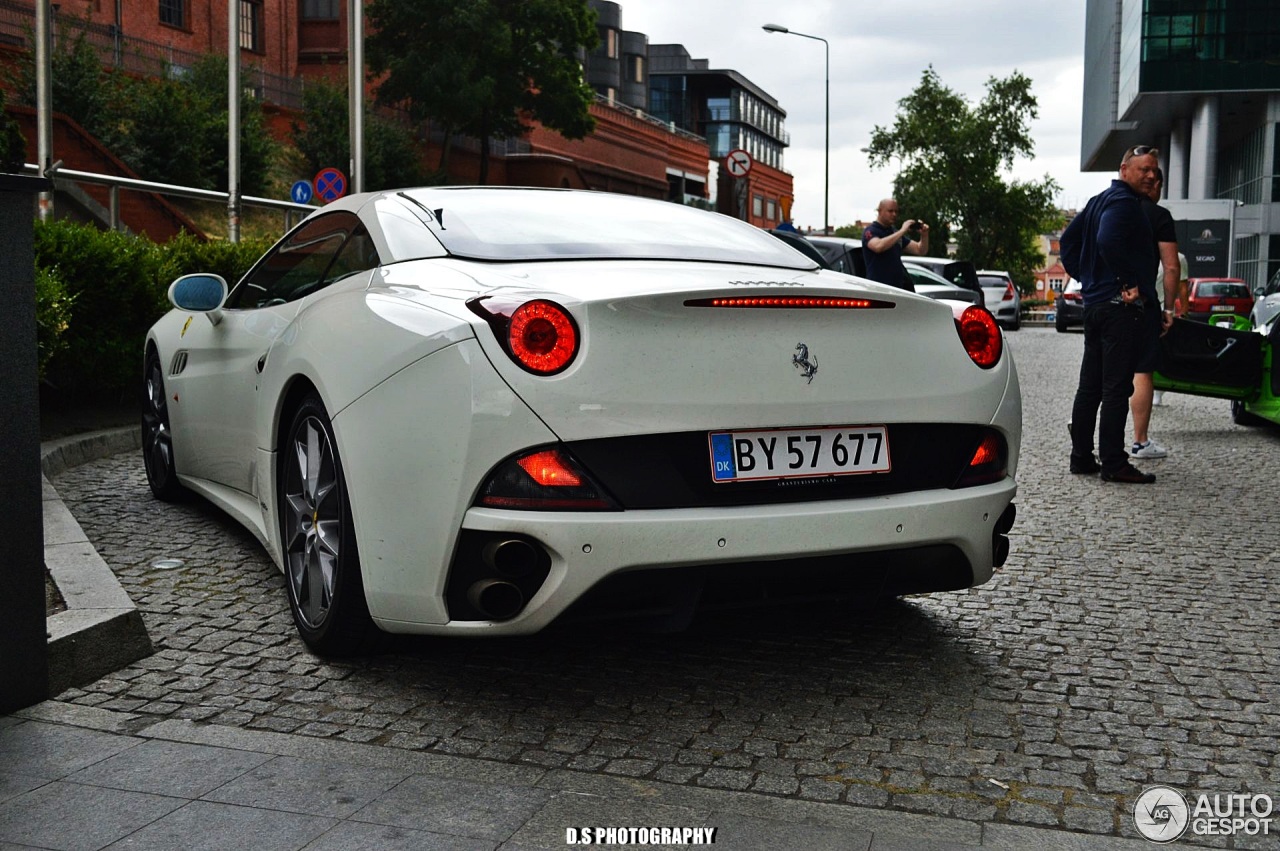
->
[283, 416, 343, 630]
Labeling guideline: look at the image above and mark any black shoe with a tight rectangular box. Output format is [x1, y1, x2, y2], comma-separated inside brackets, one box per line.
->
[1070, 455, 1101, 474]
[1100, 464, 1156, 484]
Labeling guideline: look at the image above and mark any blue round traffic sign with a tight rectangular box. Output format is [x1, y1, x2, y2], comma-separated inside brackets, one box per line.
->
[290, 180, 313, 204]
[313, 167, 347, 203]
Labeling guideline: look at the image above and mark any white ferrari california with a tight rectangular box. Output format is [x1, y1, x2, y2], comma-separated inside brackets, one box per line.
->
[143, 187, 1020, 654]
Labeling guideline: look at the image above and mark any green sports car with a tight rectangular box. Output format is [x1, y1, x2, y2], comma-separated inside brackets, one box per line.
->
[1154, 314, 1280, 426]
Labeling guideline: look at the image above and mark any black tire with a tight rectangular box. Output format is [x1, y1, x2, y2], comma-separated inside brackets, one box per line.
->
[141, 349, 188, 501]
[279, 394, 378, 655]
[1231, 399, 1267, 427]
[1008, 315, 1021, 331]
[1055, 311, 1068, 333]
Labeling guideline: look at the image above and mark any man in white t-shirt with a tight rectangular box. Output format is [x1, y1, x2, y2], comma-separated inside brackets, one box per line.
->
[1151, 250, 1189, 407]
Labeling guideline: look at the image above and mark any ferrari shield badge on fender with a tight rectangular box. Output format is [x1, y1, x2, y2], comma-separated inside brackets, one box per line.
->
[792, 342, 817, 384]
[181, 316, 193, 337]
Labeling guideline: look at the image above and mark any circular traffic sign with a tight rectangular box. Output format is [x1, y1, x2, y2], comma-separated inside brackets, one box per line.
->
[725, 148, 753, 178]
[290, 180, 313, 204]
[313, 167, 348, 203]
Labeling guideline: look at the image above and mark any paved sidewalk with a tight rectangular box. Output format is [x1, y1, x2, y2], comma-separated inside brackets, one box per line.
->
[1, 702, 1179, 850]
[13, 330, 1274, 850]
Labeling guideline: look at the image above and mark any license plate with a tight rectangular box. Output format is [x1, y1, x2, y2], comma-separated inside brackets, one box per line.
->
[1210, 305, 1233, 311]
[709, 426, 891, 482]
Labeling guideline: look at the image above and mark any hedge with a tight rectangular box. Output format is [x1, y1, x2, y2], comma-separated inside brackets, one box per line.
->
[35, 220, 271, 403]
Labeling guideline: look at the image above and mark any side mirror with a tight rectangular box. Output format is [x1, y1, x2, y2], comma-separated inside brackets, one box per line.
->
[1254, 286, 1265, 298]
[168, 273, 228, 326]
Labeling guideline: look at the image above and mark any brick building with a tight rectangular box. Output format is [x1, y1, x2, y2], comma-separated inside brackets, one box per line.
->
[2, 0, 793, 233]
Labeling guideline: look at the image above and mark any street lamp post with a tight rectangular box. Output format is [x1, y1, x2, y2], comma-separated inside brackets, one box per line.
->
[762, 23, 828, 234]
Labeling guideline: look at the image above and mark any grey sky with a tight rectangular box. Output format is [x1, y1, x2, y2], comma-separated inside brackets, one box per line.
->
[617, 0, 1103, 230]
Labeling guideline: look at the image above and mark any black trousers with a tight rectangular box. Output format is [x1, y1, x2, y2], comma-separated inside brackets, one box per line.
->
[1070, 301, 1143, 472]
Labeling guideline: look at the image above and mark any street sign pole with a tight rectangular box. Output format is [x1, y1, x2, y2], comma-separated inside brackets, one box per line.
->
[227, 0, 240, 243]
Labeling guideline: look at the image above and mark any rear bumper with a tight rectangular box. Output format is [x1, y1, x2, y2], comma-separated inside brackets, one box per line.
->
[373, 478, 1017, 635]
[1056, 301, 1084, 326]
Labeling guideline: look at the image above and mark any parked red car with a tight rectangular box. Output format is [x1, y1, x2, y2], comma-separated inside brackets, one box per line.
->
[1186, 277, 1254, 323]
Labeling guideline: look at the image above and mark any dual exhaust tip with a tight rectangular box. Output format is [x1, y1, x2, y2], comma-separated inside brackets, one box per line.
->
[467, 539, 540, 620]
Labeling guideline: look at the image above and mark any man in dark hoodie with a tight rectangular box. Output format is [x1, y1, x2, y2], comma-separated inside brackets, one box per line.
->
[1060, 145, 1160, 484]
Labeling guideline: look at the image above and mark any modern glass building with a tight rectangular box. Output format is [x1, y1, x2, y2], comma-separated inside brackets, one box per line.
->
[1082, 0, 1280, 288]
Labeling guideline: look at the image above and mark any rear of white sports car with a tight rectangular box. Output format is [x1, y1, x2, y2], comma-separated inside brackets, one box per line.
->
[326, 190, 1021, 637]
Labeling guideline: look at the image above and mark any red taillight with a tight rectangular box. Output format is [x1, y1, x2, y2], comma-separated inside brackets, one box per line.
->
[954, 430, 1008, 488]
[969, 433, 1001, 467]
[477, 447, 617, 510]
[954, 305, 1002, 369]
[1003, 283, 1015, 302]
[517, 450, 583, 487]
[508, 300, 578, 374]
[468, 297, 581, 376]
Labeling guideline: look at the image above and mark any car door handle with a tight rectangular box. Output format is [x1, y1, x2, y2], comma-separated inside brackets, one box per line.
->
[256, 353, 268, 374]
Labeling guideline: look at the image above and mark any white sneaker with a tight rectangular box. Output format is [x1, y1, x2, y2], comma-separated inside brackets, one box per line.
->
[1152, 390, 1165, 406]
[1130, 439, 1168, 459]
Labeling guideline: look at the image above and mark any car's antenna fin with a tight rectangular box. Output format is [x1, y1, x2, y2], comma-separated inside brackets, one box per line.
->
[396, 192, 445, 229]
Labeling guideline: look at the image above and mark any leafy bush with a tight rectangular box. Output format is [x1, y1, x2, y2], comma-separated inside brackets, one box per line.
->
[34, 220, 270, 402]
[35, 266, 74, 380]
[7, 27, 275, 194]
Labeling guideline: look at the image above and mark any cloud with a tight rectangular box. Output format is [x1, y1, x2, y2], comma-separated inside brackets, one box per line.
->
[612, 0, 1094, 230]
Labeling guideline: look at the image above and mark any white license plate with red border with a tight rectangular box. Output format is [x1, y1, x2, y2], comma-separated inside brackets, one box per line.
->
[709, 426, 891, 483]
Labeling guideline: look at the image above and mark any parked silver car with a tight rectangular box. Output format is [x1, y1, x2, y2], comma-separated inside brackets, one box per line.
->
[976, 270, 1021, 331]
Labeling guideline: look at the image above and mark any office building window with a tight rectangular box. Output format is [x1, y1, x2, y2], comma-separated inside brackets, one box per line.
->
[239, 0, 262, 51]
[766, 199, 776, 221]
[606, 28, 617, 58]
[632, 55, 644, 83]
[752, 195, 763, 217]
[301, 0, 339, 19]
[159, 0, 185, 28]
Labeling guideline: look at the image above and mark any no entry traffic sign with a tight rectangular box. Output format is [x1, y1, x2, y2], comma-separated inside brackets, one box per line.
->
[313, 167, 347, 203]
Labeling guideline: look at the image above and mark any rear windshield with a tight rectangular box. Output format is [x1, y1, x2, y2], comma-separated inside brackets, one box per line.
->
[978, 275, 1009, 287]
[389, 188, 816, 269]
[1198, 283, 1250, 298]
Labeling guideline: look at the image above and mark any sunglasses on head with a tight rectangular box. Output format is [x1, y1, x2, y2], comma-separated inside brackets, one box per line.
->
[1122, 145, 1160, 163]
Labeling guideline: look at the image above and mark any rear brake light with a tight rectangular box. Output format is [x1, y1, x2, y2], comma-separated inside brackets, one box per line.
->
[467, 297, 580, 375]
[684, 296, 894, 309]
[952, 305, 1002, 368]
[517, 450, 583, 487]
[953, 430, 1008, 487]
[478, 447, 617, 510]
[1003, 283, 1015, 301]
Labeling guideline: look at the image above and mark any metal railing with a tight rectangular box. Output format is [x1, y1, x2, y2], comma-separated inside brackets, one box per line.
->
[0, 1, 304, 108]
[23, 162, 316, 234]
[594, 93, 706, 144]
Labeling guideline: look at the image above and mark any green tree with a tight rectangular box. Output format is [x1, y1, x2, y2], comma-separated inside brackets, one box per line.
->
[365, 0, 598, 183]
[0, 87, 26, 171]
[186, 56, 276, 195]
[291, 78, 435, 192]
[7, 15, 109, 135]
[865, 67, 1063, 293]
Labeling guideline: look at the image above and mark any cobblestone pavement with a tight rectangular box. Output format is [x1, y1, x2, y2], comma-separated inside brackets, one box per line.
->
[51, 328, 1280, 848]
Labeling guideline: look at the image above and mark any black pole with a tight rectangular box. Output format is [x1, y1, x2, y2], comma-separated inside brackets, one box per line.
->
[0, 173, 52, 712]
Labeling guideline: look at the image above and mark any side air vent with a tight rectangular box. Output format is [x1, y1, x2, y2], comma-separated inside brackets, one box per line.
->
[169, 351, 188, 376]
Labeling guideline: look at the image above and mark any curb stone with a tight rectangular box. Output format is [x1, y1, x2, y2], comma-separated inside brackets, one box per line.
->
[40, 426, 152, 695]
